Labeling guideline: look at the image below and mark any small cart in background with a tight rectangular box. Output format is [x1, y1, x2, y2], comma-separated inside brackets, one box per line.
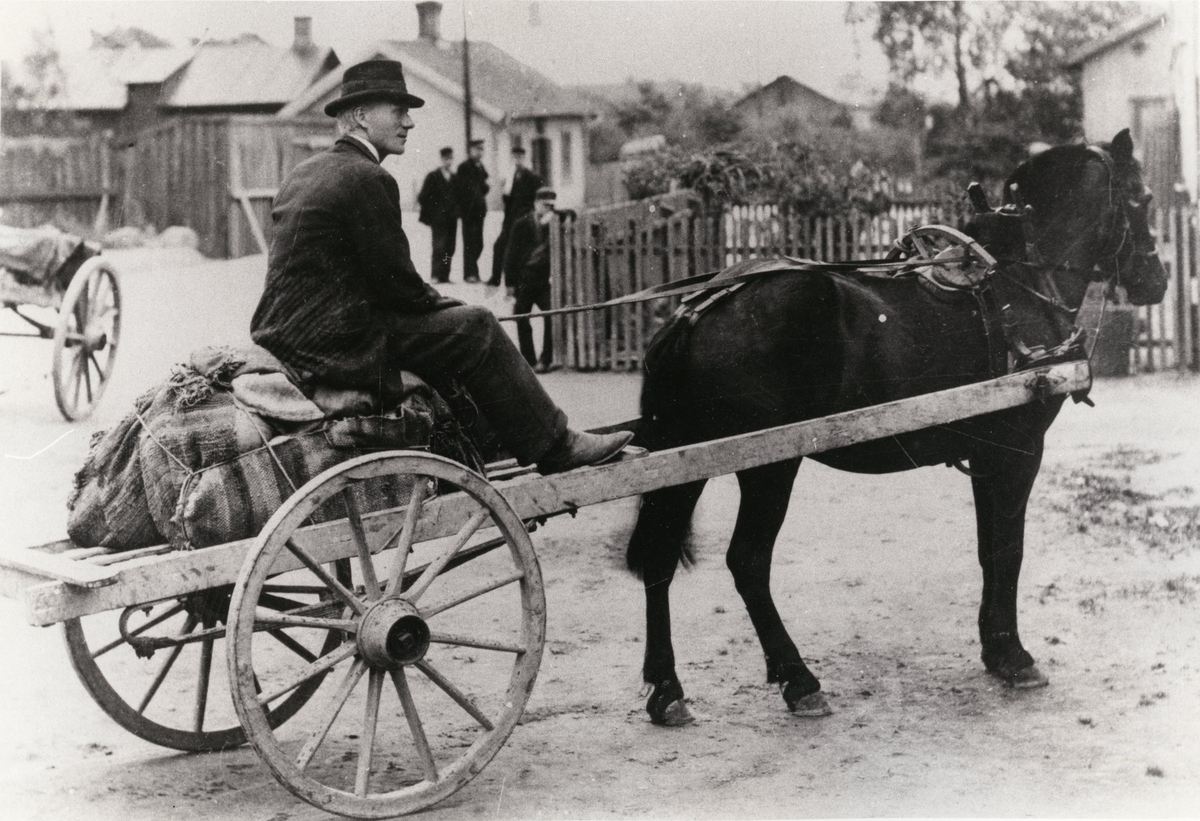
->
[0, 224, 121, 420]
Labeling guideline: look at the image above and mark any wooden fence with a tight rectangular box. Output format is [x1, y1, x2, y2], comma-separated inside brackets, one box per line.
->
[128, 116, 333, 258]
[1133, 204, 1199, 372]
[0, 133, 120, 234]
[549, 196, 1199, 375]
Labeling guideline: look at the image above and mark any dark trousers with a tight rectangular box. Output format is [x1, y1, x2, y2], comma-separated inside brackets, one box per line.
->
[489, 216, 516, 286]
[383, 305, 566, 464]
[514, 283, 553, 367]
[461, 214, 485, 282]
[429, 220, 456, 283]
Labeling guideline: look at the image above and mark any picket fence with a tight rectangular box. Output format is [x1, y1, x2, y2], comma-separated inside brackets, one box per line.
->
[547, 197, 1199, 374]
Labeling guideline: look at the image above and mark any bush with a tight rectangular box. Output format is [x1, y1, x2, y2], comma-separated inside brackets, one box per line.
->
[622, 139, 892, 215]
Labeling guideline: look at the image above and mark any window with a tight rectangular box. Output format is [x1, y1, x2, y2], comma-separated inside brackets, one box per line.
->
[531, 136, 551, 184]
[560, 130, 573, 183]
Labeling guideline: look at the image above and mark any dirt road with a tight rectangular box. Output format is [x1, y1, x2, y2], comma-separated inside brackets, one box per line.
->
[1, 249, 1197, 819]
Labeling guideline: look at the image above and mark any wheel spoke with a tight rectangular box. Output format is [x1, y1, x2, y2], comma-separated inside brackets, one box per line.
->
[389, 668, 438, 783]
[341, 489, 382, 600]
[266, 628, 321, 663]
[137, 613, 197, 713]
[285, 539, 366, 615]
[384, 479, 431, 593]
[256, 613, 357, 633]
[88, 349, 104, 379]
[70, 352, 83, 409]
[355, 670, 385, 796]
[422, 570, 524, 618]
[194, 631, 214, 733]
[296, 658, 368, 771]
[415, 659, 494, 730]
[93, 603, 186, 658]
[257, 642, 357, 705]
[257, 592, 311, 612]
[428, 631, 525, 654]
[402, 509, 490, 604]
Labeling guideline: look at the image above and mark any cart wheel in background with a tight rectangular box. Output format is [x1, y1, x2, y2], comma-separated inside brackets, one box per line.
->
[885, 224, 997, 289]
[63, 572, 349, 753]
[53, 256, 121, 421]
[227, 452, 545, 819]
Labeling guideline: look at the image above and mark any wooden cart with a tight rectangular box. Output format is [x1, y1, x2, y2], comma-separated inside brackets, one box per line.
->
[1, 231, 121, 421]
[0, 359, 1090, 819]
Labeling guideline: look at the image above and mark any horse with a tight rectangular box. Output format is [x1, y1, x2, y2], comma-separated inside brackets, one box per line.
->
[626, 129, 1168, 725]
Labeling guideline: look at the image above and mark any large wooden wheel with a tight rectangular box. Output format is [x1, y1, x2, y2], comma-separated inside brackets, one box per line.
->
[63, 575, 348, 752]
[52, 256, 121, 421]
[226, 451, 546, 819]
[886, 224, 997, 290]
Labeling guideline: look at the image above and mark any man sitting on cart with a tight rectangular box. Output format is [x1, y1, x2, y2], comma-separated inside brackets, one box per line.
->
[251, 59, 631, 473]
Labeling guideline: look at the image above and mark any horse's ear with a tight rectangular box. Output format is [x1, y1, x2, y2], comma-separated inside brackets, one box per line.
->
[1111, 129, 1134, 162]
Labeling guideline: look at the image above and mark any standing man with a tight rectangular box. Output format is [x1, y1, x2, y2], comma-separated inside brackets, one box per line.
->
[488, 144, 543, 290]
[417, 146, 457, 283]
[504, 186, 559, 372]
[453, 138, 489, 283]
[251, 59, 631, 472]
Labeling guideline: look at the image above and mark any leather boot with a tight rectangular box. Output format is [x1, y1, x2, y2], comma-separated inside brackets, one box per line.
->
[537, 429, 634, 474]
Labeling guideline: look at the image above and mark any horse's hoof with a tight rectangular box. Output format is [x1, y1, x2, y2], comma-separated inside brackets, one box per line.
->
[788, 692, 832, 717]
[993, 664, 1050, 689]
[650, 698, 696, 727]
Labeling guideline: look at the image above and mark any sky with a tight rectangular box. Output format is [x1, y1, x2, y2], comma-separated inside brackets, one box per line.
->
[0, 0, 893, 104]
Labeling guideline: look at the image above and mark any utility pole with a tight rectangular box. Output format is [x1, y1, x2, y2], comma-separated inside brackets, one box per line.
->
[462, 3, 473, 148]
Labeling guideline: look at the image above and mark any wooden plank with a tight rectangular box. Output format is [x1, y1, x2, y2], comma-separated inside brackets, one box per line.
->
[16, 362, 1089, 626]
[0, 546, 122, 588]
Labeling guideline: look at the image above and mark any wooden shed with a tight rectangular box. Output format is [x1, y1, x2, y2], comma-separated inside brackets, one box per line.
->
[124, 115, 335, 258]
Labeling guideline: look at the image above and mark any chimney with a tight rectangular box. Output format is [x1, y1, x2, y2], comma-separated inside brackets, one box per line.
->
[416, 2, 442, 43]
[293, 16, 314, 53]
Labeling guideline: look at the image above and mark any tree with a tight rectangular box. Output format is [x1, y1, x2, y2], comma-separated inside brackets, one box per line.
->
[851, 1, 1142, 189]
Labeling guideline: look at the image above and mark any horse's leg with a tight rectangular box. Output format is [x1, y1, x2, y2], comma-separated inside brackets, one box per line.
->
[628, 479, 708, 726]
[970, 442, 1050, 688]
[728, 459, 830, 716]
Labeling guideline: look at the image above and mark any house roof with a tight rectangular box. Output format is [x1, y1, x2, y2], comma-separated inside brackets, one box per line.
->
[732, 75, 847, 113]
[279, 39, 594, 122]
[1064, 15, 1167, 68]
[3, 46, 190, 111]
[161, 39, 336, 108]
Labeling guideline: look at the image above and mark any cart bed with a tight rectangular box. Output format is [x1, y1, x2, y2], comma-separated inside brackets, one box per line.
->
[0, 361, 1090, 627]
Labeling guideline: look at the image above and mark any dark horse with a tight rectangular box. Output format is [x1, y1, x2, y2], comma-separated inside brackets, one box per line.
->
[627, 130, 1168, 725]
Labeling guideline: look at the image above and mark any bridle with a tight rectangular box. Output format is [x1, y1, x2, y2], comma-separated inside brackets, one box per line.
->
[998, 144, 1153, 320]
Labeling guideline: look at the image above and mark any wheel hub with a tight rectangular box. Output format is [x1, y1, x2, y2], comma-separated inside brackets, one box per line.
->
[357, 598, 430, 669]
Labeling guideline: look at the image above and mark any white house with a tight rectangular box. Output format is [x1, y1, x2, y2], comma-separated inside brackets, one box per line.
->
[278, 2, 595, 212]
[1065, 9, 1199, 204]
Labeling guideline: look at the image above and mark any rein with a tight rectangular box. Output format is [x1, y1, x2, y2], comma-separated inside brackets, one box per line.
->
[501, 253, 974, 322]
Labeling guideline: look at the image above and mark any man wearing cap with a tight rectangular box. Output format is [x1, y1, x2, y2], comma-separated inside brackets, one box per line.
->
[418, 147, 457, 283]
[504, 186, 559, 372]
[251, 59, 632, 473]
[488, 145, 543, 290]
[453, 139, 489, 283]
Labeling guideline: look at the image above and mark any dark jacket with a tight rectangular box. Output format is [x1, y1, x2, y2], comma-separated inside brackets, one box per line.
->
[417, 167, 457, 226]
[503, 210, 551, 293]
[503, 166, 543, 224]
[453, 159, 489, 220]
[251, 137, 448, 382]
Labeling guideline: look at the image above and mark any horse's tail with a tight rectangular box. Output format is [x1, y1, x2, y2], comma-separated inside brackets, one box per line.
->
[628, 311, 700, 577]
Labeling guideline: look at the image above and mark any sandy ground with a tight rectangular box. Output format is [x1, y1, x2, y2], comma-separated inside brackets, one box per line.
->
[0, 247, 1197, 820]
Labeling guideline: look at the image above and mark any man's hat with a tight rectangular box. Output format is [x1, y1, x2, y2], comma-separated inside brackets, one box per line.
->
[439, 146, 453, 158]
[468, 138, 485, 149]
[511, 145, 526, 156]
[324, 59, 425, 116]
[535, 186, 557, 201]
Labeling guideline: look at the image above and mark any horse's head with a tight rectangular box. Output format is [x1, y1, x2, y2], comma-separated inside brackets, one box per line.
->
[1002, 129, 1167, 306]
